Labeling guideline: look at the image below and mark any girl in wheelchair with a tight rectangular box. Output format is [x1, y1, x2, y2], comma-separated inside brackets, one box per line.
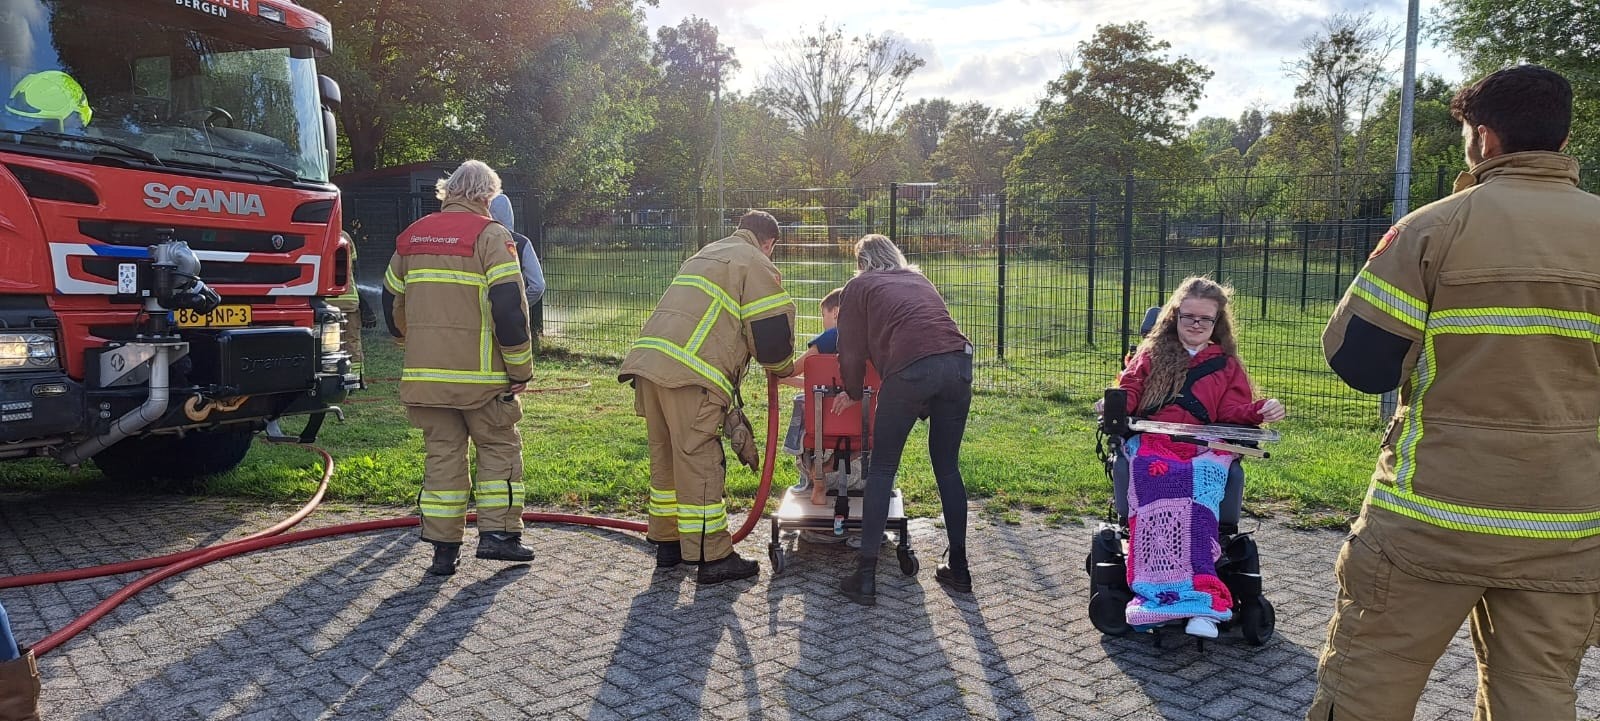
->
[1091, 277, 1285, 642]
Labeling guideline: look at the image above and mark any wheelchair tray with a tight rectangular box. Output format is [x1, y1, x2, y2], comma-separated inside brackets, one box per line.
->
[1126, 420, 1280, 444]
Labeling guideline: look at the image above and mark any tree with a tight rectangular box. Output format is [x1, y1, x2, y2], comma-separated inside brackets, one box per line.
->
[928, 102, 1028, 185]
[898, 98, 956, 170]
[1286, 12, 1400, 206]
[1433, 0, 1600, 166]
[1009, 22, 1212, 192]
[307, 1, 481, 171]
[1360, 75, 1465, 201]
[308, 0, 657, 212]
[630, 17, 739, 199]
[754, 23, 925, 184]
[1233, 109, 1267, 155]
[465, 0, 656, 213]
[1190, 116, 1239, 157]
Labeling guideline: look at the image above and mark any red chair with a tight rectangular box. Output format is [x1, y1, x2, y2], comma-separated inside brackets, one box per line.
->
[767, 354, 918, 576]
[800, 353, 881, 461]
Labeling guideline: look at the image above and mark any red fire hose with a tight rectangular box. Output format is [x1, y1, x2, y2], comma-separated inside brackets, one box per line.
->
[7, 377, 780, 657]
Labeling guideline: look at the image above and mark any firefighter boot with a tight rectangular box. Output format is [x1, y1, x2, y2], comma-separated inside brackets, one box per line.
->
[696, 551, 759, 585]
[426, 541, 461, 576]
[838, 556, 878, 606]
[0, 648, 40, 721]
[476, 532, 535, 563]
[652, 540, 682, 569]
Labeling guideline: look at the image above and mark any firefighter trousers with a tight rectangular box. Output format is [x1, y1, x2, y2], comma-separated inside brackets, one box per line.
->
[407, 396, 525, 544]
[1308, 533, 1600, 721]
[634, 378, 732, 563]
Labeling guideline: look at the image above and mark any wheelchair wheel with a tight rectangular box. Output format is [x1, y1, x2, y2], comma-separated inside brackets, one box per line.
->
[1240, 595, 1275, 646]
[1089, 590, 1133, 637]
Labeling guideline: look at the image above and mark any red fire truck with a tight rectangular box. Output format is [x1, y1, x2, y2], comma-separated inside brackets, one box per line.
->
[0, 0, 356, 481]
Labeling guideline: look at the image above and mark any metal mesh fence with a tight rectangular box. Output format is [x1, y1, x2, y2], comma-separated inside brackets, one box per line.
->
[342, 167, 1598, 427]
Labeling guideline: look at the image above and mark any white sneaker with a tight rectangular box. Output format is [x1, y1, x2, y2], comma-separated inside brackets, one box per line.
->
[1185, 617, 1219, 639]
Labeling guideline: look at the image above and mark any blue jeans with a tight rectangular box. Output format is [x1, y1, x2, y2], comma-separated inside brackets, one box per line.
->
[857, 349, 974, 563]
[783, 394, 805, 455]
[0, 601, 18, 660]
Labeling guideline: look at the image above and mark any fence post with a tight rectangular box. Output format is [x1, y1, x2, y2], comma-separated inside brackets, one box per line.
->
[1260, 220, 1272, 318]
[1215, 210, 1224, 282]
[865, 204, 875, 235]
[1333, 217, 1345, 297]
[996, 191, 1008, 362]
[888, 182, 899, 241]
[695, 187, 706, 251]
[1157, 210, 1168, 303]
[1087, 197, 1097, 346]
[1435, 165, 1449, 201]
[1299, 221, 1310, 311]
[1119, 175, 1135, 356]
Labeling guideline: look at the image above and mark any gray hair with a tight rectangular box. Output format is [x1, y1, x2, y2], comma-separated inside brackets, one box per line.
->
[854, 234, 919, 274]
[435, 160, 502, 204]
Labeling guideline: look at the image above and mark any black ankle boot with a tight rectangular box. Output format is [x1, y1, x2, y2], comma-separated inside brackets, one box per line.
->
[426, 541, 461, 576]
[838, 557, 877, 606]
[476, 532, 535, 562]
[1218, 522, 1239, 539]
[935, 546, 972, 593]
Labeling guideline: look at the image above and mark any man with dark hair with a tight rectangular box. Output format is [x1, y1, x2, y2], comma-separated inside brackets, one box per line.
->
[619, 209, 796, 585]
[1311, 65, 1600, 720]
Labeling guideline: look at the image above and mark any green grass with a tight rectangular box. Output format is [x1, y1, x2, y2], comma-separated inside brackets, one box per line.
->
[0, 332, 1379, 526]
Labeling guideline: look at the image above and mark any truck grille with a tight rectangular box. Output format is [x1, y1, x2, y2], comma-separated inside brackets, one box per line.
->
[78, 220, 307, 254]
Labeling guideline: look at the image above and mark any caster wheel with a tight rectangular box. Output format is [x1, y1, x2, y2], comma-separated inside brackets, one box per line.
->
[898, 549, 919, 576]
[769, 546, 786, 576]
[1240, 596, 1275, 646]
[1089, 590, 1132, 637]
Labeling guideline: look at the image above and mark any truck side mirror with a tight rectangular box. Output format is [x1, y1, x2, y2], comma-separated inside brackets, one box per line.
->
[318, 75, 341, 113]
[318, 75, 340, 169]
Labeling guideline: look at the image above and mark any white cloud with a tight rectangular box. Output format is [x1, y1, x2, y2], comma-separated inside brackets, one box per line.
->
[644, 0, 1465, 122]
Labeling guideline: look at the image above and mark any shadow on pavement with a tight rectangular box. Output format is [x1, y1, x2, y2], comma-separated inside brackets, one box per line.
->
[76, 531, 417, 720]
[590, 568, 762, 721]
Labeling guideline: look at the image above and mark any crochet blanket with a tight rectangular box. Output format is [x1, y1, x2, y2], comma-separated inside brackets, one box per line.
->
[1124, 433, 1234, 627]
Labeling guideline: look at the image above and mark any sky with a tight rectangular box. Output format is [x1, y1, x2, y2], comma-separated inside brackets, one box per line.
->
[641, 0, 1464, 123]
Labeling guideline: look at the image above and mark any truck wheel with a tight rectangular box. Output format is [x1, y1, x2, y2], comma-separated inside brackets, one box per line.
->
[93, 428, 255, 486]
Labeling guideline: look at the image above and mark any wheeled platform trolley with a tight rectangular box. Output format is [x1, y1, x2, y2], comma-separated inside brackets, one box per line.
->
[767, 354, 917, 576]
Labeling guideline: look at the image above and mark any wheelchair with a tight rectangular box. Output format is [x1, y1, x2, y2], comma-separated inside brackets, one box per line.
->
[1084, 309, 1278, 648]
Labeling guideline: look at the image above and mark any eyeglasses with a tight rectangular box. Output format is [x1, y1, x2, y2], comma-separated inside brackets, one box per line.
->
[1178, 313, 1217, 328]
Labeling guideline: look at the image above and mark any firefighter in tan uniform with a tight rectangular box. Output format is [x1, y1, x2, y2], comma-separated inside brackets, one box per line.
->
[382, 160, 536, 576]
[1310, 66, 1600, 721]
[330, 231, 376, 385]
[619, 210, 796, 585]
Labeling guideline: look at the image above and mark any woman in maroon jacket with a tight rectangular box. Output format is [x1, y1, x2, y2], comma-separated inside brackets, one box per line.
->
[833, 234, 975, 606]
[1097, 276, 1286, 532]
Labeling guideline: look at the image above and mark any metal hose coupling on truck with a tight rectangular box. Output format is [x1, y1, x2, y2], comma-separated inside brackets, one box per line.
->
[57, 239, 220, 466]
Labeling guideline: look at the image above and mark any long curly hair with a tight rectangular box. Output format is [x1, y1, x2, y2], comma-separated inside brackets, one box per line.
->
[1130, 276, 1246, 415]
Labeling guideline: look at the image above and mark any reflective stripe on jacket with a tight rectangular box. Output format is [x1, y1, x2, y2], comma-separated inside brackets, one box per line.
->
[385, 200, 533, 408]
[618, 229, 796, 405]
[1323, 151, 1600, 592]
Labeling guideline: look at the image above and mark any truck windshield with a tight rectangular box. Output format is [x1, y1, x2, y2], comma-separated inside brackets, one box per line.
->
[0, 0, 329, 182]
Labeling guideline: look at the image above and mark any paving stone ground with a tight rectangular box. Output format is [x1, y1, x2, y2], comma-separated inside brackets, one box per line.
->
[5, 491, 1600, 720]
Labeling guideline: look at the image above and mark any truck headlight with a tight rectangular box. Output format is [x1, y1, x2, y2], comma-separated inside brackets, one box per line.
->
[0, 332, 58, 370]
[318, 317, 342, 355]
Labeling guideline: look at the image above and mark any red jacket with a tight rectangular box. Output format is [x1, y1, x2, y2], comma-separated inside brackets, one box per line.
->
[1116, 344, 1266, 426]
